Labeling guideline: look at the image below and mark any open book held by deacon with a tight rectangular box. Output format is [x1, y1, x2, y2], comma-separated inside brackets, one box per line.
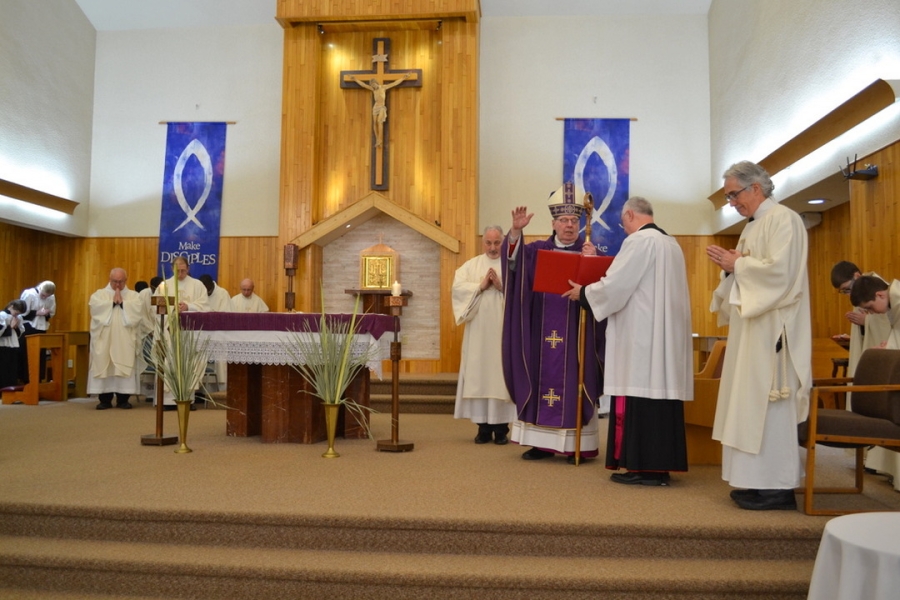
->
[533, 250, 614, 295]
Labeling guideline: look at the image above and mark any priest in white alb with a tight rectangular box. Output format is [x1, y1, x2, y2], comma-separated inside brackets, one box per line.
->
[88, 268, 146, 410]
[707, 161, 812, 511]
[564, 196, 693, 486]
[452, 225, 517, 444]
[230, 279, 269, 313]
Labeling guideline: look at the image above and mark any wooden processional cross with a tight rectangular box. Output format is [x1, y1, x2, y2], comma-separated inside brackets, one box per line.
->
[340, 38, 422, 191]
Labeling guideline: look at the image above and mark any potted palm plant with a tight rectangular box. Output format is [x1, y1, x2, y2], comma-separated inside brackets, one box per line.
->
[149, 269, 211, 454]
[284, 293, 379, 458]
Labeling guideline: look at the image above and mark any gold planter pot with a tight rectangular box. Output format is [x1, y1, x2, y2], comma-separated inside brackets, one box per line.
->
[322, 403, 340, 458]
[175, 401, 193, 454]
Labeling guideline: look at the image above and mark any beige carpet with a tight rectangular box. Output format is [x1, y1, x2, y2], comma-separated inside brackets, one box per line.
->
[1, 396, 898, 528]
[2, 396, 900, 599]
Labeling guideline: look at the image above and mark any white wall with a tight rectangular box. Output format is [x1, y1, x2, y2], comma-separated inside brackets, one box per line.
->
[89, 23, 284, 237]
[479, 15, 714, 236]
[709, 0, 900, 230]
[0, 0, 95, 236]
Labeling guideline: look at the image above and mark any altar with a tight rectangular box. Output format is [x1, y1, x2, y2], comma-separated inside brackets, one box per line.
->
[181, 312, 394, 444]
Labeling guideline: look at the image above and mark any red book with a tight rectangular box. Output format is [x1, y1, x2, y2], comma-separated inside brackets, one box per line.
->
[532, 250, 613, 294]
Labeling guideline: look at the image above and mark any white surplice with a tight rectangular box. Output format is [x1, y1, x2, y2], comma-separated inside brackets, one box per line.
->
[208, 283, 232, 312]
[230, 293, 269, 313]
[88, 285, 145, 395]
[711, 199, 812, 489]
[452, 253, 516, 425]
[583, 226, 693, 401]
[865, 279, 900, 490]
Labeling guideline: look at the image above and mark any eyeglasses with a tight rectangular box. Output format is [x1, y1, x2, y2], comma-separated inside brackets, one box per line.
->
[555, 217, 580, 225]
[724, 186, 750, 203]
[838, 281, 854, 295]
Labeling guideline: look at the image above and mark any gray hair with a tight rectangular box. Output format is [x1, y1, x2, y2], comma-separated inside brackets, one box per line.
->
[38, 281, 56, 295]
[483, 225, 504, 236]
[723, 161, 775, 199]
[623, 196, 653, 216]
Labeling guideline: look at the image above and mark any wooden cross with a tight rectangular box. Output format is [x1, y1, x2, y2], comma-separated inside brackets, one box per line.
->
[542, 388, 561, 408]
[545, 330, 564, 349]
[340, 38, 422, 191]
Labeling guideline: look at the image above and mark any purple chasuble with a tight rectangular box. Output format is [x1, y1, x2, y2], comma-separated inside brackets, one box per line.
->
[501, 234, 605, 429]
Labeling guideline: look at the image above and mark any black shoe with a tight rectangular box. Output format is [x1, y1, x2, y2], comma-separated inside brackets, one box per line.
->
[522, 447, 554, 460]
[567, 454, 592, 465]
[733, 489, 797, 511]
[493, 434, 509, 445]
[96, 402, 113, 411]
[729, 488, 759, 502]
[162, 404, 176, 412]
[474, 432, 493, 444]
[610, 471, 670, 486]
[115, 401, 133, 409]
[190, 403, 197, 411]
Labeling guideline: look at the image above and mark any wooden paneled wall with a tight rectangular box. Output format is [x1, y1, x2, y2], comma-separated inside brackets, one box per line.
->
[849, 142, 899, 283]
[0, 224, 281, 333]
[277, 9, 480, 374]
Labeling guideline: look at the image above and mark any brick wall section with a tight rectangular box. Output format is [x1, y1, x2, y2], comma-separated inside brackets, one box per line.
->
[322, 213, 441, 359]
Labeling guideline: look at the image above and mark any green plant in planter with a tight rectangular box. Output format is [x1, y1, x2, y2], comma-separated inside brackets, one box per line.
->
[283, 293, 379, 441]
[147, 264, 215, 453]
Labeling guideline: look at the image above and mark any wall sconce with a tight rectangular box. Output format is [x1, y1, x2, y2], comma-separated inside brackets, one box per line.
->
[0, 177, 79, 215]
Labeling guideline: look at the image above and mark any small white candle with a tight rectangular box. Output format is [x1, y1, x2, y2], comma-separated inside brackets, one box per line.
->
[391, 281, 402, 297]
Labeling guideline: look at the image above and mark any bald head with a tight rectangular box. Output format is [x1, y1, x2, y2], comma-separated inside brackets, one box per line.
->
[240, 279, 255, 298]
[109, 268, 127, 291]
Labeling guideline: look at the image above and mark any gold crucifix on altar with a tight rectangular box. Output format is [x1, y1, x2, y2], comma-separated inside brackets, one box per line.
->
[340, 38, 422, 191]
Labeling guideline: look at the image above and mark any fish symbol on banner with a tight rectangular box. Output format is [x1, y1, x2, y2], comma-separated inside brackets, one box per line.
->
[172, 139, 213, 232]
[573, 136, 616, 232]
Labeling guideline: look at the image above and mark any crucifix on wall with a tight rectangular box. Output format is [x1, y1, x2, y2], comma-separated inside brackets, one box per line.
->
[341, 38, 422, 191]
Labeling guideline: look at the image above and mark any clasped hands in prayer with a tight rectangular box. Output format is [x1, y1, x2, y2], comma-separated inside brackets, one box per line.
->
[481, 268, 502, 292]
[706, 244, 738, 273]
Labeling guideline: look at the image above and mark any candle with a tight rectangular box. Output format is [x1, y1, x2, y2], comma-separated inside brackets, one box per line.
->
[391, 281, 402, 296]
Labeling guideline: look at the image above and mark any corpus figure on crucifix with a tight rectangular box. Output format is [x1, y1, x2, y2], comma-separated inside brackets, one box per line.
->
[349, 73, 413, 148]
[340, 38, 421, 191]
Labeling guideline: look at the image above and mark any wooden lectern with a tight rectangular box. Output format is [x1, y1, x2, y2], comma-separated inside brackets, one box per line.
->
[377, 292, 414, 452]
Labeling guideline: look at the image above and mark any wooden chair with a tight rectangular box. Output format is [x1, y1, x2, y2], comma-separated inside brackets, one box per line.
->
[1, 334, 67, 405]
[799, 348, 900, 516]
[683, 340, 726, 465]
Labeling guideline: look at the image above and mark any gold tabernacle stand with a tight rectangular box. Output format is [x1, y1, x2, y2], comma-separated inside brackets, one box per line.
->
[141, 295, 178, 446]
[376, 293, 414, 452]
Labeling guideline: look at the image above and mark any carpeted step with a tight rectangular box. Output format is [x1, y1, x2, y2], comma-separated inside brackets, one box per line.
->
[0, 503, 823, 562]
[0, 534, 813, 600]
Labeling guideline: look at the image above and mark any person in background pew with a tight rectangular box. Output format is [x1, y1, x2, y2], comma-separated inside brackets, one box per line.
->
[849, 275, 900, 491]
[0, 300, 27, 388]
[849, 276, 900, 350]
[829, 261, 891, 375]
[199, 274, 232, 312]
[20, 280, 56, 383]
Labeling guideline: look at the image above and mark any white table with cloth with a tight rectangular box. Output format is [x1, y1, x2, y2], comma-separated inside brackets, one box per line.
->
[181, 312, 394, 444]
[807, 512, 900, 600]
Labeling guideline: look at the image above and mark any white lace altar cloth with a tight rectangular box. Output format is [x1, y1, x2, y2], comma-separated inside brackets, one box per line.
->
[193, 330, 388, 380]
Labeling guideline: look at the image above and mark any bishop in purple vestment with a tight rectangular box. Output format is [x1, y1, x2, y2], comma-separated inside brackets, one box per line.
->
[502, 183, 606, 462]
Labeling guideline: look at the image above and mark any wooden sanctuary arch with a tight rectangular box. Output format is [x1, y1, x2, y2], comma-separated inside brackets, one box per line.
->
[275, 0, 480, 373]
